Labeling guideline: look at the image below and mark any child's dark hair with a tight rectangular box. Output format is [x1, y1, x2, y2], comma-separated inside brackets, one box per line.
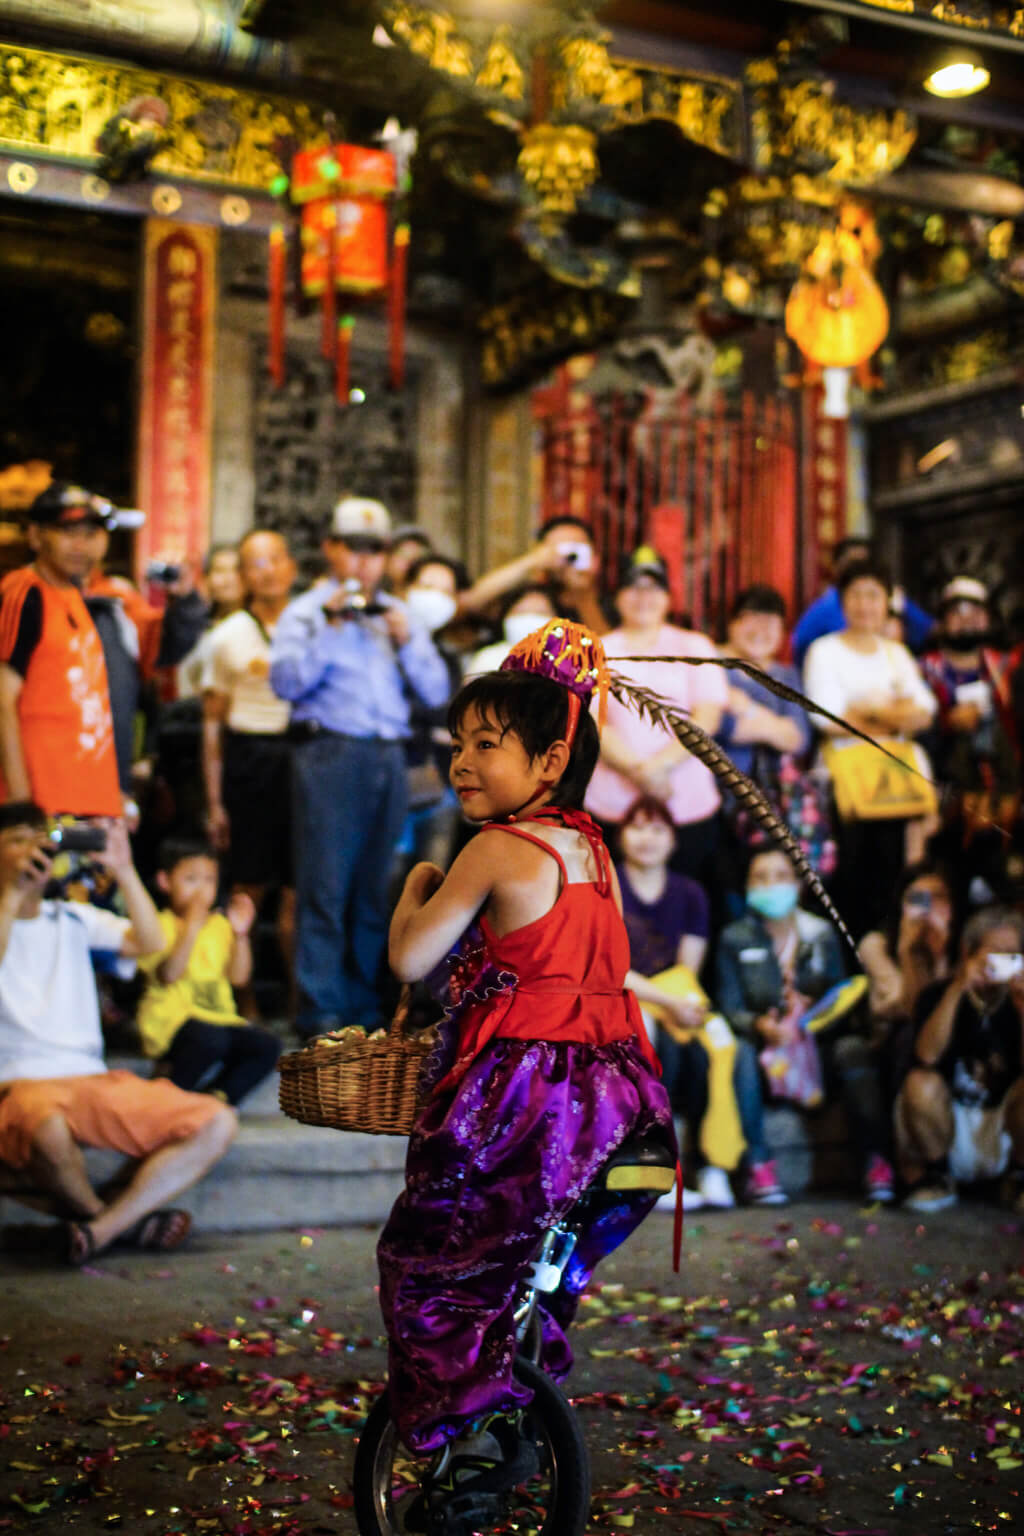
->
[157, 836, 219, 874]
[448, 670, 600, 810]
[0, 800, 47, 835]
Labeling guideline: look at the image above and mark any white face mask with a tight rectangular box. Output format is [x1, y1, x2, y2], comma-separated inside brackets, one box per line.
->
[405, 587, 457, 633]
[503, 611, 552, 647]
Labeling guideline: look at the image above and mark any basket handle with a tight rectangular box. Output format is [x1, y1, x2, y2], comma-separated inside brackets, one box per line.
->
[387, 985, 413, 1042]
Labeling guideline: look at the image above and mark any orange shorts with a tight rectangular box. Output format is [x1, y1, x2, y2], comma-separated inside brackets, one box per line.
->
[0, 1070, 224, 1170]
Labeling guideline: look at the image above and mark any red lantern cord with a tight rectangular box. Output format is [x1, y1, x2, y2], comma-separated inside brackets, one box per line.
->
[389, 222, 410, 391]
[336, 315, 354, 407]
[321, 204, 338, 361]
[268, 224, 286, 389]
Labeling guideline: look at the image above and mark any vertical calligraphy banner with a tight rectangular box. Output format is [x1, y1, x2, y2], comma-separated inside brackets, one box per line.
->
[135, 220, 218, 580]
[801, 385, 848, 608]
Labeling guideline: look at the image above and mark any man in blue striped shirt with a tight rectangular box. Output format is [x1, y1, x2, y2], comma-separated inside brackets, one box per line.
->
[271, 497, 450, 1037]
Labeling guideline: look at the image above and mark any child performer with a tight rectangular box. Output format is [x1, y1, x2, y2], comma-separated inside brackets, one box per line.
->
[378, 620, 674, 1519]
[137, 839, 280, 1105]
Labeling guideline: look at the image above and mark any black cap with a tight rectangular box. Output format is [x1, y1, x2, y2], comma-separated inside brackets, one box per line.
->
[618, 545, 670, 591]
[28, 482, 107, 528]
[26, 482, 144, 531]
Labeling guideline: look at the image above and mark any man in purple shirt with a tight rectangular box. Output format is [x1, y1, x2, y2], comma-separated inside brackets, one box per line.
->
[271, 498, 450, 1036]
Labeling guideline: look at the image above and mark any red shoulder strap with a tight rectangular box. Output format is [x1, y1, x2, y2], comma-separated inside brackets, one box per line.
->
[512, 807, 611, 897]
[481, 822, 569, 886]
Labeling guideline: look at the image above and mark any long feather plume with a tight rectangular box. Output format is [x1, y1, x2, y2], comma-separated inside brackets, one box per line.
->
[617, 654, 944, 794]
[609, 668, 862, 949]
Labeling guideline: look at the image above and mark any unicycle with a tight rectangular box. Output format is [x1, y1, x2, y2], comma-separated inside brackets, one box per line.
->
[352, 1131, 676, 1536]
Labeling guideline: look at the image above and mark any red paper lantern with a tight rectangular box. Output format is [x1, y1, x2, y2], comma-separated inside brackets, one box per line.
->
[300, 198, 390, 296]
[267, 141, 408, 399]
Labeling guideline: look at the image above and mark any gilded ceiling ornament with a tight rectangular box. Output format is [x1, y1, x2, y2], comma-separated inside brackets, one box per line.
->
[221, 195, 252, 225]
[475, 27, 525, 99]
[0, 40, 322, 190]
[151, 184, 183, 214]
[517, 123, 598, 217]
[7, 161, 38, 192]
[556, 37, 642, 113]
[380, 3, 473, 77]
[747, 58, 917, 184]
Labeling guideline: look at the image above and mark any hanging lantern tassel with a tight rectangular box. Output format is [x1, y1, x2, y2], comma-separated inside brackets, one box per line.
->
[336, 315, 354, 407]
[268, 224, 286, 389]
[321, 203, 338, 361]
[389, 222, 410, 390]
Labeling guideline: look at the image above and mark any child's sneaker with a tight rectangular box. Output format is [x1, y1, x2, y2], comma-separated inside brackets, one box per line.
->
[697, 1165, 736, 1210]
[405, 1410, 539, 1535]
[745, 1160, 789, 1206]
[655, 1186, 703, 1212]
[903, 1175, 957, 1213]
[864, 1155, 896, 1204]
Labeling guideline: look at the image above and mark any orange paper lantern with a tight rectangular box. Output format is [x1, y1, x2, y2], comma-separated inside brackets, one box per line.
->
[785, 266, 889, 368]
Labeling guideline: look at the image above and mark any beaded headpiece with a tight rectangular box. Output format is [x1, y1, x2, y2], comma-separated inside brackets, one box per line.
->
[500, 617, 609, 746]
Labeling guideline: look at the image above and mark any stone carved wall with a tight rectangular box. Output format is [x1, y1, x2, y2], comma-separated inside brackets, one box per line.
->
[250, 342, 419, 580]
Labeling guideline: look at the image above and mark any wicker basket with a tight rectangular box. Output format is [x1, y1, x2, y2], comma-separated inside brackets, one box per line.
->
[278, 988, 438, 1136]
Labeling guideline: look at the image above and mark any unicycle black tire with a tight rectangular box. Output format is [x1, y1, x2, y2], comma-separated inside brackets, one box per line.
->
[353, 1356, 591, 1536]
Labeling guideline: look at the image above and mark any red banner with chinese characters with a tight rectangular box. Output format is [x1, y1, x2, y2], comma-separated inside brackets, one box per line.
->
[135, 220, 217, 580]
[801, 386, 847, 606]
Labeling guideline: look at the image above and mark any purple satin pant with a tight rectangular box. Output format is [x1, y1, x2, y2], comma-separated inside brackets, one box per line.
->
[377, 1037, 674, 1454]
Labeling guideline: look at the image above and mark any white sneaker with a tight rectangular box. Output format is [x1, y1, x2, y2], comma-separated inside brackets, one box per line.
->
[655, 1186, 703, 1212]
[697, 1165, 736, 1209]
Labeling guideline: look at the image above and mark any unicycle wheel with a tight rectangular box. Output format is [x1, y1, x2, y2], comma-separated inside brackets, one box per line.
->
[353, 1357, 590, 1536]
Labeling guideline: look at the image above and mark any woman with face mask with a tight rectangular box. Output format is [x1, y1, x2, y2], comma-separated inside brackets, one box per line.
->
[465, 584, 558, 678]
[715, 847, 895, 1206]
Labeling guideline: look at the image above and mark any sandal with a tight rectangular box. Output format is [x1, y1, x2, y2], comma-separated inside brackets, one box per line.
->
[63, 1219, 100, 1268]
[130, 1208, 193, 1252]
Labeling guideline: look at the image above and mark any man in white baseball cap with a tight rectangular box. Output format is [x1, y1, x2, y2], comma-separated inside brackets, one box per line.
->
[269, 494, 449, 1037]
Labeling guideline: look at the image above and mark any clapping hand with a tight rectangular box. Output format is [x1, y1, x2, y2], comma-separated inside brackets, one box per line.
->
[226, 892, 257, 937]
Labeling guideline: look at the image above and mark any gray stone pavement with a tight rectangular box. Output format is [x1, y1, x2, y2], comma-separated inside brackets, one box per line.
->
[1, 1199, 1022, 1534]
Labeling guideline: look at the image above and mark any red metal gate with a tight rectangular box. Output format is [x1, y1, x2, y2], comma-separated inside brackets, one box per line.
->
[533, 374, 801, 634]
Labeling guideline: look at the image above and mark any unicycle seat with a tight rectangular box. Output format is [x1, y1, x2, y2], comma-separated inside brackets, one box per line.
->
[598, 1131, 676, 1194]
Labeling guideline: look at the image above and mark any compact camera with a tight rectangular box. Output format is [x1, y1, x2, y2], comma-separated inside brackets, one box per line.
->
[145, 559, 182, 585]
[46, 823, 108, 855]
[557, 541, 592, 572]
[904, 890, 933, 913]
[986, 952, 1024, 984]
[323, 578, 388, 621]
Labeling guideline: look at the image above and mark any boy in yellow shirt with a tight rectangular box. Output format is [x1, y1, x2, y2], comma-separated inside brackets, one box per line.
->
[138, 839, 280, 1104]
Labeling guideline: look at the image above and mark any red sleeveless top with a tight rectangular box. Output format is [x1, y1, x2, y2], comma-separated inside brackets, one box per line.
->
[438, 809, 659, 1089]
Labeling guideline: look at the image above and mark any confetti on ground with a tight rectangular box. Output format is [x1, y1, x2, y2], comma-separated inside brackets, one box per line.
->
[1, 1205, 1022, 1533]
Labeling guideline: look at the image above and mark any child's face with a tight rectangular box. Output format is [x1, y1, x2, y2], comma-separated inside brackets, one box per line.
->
[620, 812, 674, 868]
[161, 855, 218, 914]
[449, 703, 551, 822]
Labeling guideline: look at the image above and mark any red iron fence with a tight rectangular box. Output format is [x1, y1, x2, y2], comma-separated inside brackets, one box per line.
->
[533, 377, 807, 634]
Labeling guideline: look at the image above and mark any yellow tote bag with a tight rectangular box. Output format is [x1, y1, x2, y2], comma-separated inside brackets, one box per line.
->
[824, 740, 938, 821]
[642, 965, 746, 1172]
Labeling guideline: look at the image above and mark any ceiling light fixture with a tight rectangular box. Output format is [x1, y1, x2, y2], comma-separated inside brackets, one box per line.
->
[923, 52, 990, 98]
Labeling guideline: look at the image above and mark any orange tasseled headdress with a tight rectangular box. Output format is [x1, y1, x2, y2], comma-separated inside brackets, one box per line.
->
[499, 618, 609, 745]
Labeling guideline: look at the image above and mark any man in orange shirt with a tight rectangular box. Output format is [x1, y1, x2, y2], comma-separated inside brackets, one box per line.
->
[0, 484, 122, 817]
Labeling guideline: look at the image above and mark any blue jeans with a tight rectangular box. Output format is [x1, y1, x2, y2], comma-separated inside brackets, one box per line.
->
[292, 733, 408, 1034]
[733, 1038, 771, 1164]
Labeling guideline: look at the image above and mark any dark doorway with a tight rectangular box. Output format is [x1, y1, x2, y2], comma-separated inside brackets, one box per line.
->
[0, 201, 139, 514]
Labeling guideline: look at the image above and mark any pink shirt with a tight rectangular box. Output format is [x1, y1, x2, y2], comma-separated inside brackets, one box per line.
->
[585, 624, 729, 826]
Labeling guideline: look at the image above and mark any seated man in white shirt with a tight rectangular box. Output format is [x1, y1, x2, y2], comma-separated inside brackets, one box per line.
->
[0, 802, 237, 1266]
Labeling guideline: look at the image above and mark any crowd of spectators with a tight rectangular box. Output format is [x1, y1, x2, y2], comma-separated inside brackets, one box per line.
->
[1, 481, 1023, 1261]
